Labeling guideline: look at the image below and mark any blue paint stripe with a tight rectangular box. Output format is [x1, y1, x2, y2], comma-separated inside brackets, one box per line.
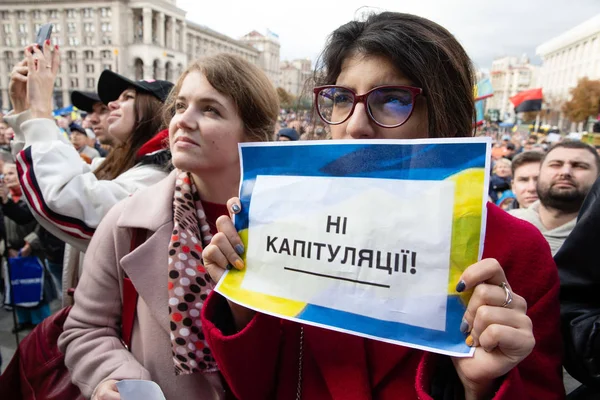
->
[297, 295, 470, 354]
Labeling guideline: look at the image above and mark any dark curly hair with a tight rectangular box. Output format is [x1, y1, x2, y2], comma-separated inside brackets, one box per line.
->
[314, 12, 476, 137]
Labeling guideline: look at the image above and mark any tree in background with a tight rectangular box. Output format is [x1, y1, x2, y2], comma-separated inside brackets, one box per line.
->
[563, 78, 600, 123]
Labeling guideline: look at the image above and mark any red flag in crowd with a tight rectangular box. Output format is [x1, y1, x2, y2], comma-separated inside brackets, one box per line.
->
[510, 88, 543, 113]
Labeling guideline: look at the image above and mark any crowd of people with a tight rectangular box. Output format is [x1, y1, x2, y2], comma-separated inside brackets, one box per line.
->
[0, 9, 598, 400]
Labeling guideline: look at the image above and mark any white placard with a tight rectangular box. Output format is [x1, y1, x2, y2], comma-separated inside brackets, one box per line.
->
[243, 175, 455, 331]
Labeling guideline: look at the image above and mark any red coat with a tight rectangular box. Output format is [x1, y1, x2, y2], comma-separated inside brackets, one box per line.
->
[202, 204, 564, 399]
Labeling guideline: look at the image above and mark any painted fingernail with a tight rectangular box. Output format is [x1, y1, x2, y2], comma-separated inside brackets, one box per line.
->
[465, 335, 474, 347]
[234, 259, 245, 270]
[234, 244, 245, 255]
[456, 280, 466, 293]
[55, 45, 59, 50]
[231, 204, 241, 213]
[460, 319, 469, 334]
[226, 263, 233, 270]
[45, 39, 50, 45]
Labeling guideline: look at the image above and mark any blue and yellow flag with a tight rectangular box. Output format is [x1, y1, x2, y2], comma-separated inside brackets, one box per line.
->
[216, 138, 491, 357]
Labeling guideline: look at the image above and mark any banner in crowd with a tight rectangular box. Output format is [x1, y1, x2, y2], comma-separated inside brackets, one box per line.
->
[474, 77, 494, 101]
[216, 139, 491, 356]
[475, 100, 486, 126]
[510, 88, 543, 113]
[474, 77, 494, 126]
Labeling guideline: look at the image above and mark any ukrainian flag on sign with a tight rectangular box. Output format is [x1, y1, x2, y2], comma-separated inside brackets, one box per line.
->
[216, 138, 491, 356]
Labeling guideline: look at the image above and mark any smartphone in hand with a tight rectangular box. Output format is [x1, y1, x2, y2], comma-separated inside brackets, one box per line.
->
[35, 23, 53, 48]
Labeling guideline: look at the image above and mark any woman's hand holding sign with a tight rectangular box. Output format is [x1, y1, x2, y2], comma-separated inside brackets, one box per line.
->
[204, 198, 535, 397]
[204, 197, 256, 331]
[453, 258, 534, 400]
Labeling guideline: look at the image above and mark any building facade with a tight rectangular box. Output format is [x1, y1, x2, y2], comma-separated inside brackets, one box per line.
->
[0, 0, 268, 110]
[485, 55, 539, 122]
[240, 30, 280, 88]
[280, 58, 311, 97]
[536, 14, 600, 130]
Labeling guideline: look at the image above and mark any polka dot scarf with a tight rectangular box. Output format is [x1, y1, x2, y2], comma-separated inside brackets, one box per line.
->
[168, 171, 218, 375]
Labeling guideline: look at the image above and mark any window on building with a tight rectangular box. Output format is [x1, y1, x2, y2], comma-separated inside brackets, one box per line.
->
[53, 23, 61, 33]
[18, 24, 27, 34]
[70, 78, 79, 88]
[101, 50, 111, 59]
[86, 78, 95, 89]
[55, 77, 62, 88]
[3, 36, 10, 47]
[19, 37, 28, 46]
[3, 24, 11, 34]
[68, 37, 80, 46]
[84, 23, 94, 33]
[101, 22, 112, 32]
[102, 36, 112, 45]
[53, 91, 63, 109]
[32, 10, 41, 20]
[102, 63, 112, 71]
[68, 22, 76, 33]
[17, 11, 25, 19]
[51, 36, 62, 46]
[67, 50, 76, 60]
[101, 8, 112, 18]
[66, 9, 75, 19]
[84, 50, 93, 59]
[69, 63, 78, 73]
[49, 10, 58, 19]
[86, 64, 94, 73]
[3, 51, 14, 68]
[83, 8, 93, 18]
[175, 25, 181, 51]
[0, 11, 8, 20]
[84, 36, 95, 46]
[134, 14, 144, 42]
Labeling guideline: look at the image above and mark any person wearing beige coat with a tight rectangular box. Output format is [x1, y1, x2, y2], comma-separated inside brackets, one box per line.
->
[58, 172, 226, 399]
[58, 54, 280, 399]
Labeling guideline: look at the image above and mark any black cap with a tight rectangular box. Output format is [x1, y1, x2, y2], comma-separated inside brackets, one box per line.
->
[69, 123, 87, 136]
[278, 128, 299, 141]
[98, 70, 174, 105]
[71, 91, 101, 113]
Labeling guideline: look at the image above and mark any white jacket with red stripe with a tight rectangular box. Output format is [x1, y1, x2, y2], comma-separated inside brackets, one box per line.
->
[4, 111, 170, 303]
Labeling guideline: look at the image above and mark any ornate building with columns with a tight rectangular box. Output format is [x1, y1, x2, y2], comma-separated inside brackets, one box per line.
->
[0, 0, 262, 110]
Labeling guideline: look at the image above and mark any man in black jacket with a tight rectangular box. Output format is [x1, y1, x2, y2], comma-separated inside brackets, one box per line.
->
[556, 173, 600, 399]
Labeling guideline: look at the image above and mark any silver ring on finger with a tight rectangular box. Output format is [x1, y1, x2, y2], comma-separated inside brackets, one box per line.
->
[500, 282, 513, 308]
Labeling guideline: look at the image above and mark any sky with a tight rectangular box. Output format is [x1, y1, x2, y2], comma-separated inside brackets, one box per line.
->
[177, 0, 599, 71]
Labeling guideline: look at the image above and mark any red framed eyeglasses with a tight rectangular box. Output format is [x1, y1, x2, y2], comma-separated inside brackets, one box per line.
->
[313, 85, 423, 128]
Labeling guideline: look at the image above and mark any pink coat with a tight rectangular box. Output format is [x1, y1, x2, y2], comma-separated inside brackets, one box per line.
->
[58, 171, 225, 399]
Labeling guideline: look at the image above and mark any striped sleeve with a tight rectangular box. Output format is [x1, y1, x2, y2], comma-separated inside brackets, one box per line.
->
[17, 146, 96, 242]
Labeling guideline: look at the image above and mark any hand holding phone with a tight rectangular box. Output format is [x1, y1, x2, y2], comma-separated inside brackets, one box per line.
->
[35, 23, 53, 48]
[26, 25, 60, 120]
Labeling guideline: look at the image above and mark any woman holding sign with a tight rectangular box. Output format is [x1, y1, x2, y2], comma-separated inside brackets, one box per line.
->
[58, 54, 279, 399]
[202, 12, 563, 400]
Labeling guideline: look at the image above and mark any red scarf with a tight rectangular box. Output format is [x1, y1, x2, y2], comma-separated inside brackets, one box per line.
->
[10, 186, 22, 203]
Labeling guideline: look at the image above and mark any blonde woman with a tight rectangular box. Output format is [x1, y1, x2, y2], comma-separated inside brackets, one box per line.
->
[59, 54, 279, 399]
